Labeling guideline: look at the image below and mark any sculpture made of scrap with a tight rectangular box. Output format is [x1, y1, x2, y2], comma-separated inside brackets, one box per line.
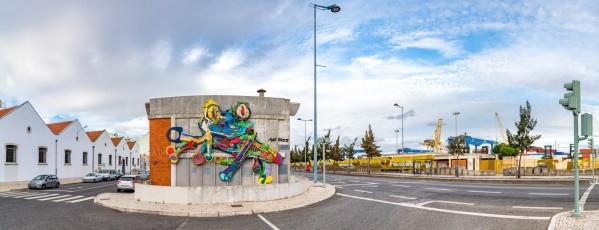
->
[165, 99, 283, 184]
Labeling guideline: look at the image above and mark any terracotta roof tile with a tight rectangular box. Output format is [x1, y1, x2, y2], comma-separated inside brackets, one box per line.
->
[47, 121, 74, 135]
[0, 106, 16, 118]
[127, 141, 136, 149]
[86, 131, 104, 142]
[111, 137, 123, 146]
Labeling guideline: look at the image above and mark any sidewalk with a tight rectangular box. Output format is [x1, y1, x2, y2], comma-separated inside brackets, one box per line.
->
[94, 182, 335, 217]
[301, 170, 596, 185]
[549, 183, 599, 230]
[0, 177, 83, 192]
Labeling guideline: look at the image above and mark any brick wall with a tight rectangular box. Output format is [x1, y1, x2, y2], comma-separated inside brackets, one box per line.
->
[149, 118, 171, 186]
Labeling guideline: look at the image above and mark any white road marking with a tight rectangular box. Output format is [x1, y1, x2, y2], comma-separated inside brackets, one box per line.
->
[67, 197, 95, 203]
[389, 195, 417, 200]
[512, 206, 563, 210]
[391, 185, 411, 188]
[579, 183, 595, 211]
[0, 191, 36, 197]
[336, 193, 550, 220]
[52, 195, 84, 202]
[12, 193, 49, 198]
[529, 193, 568, 196]
[362, 185, 379, 188]
[333, 183, 378, 187]
[337, 187, 344, 189]
[417, 200, 474, 206]
[38, 194, 72, 201]
[354, 190, 373, 194]
[257, 214, 280, 230]
[426, 188, 451, 191]
[336, 182, 346, 184]
[24, 194, 61, 200]
[349, 181, 361, 183]
[467, 190, 501, 194]
[400, 181, 426, 184]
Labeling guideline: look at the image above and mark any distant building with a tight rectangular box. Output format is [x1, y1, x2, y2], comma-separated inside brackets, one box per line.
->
[0, 101, 140, 183]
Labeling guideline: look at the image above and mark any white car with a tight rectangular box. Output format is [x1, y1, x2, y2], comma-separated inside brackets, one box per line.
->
[98, 169, 118, 181]
[117, 175, 141, 192]
[83, 173, 102, 183]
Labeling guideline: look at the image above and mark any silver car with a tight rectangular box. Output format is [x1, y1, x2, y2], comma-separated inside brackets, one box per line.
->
[98, 169, 118, 181]
[116, 175, 141, 192]
[83, 173, 102, 183]
[28, 175, 60, 190]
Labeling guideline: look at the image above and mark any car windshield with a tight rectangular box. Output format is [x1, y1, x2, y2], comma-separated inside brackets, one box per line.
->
[33, 175, 46, 180]
[119, 177, 134, 181]
[85, 173, 95, 176]
[95, 173, 103, 176]
[99, 170, 110, 173]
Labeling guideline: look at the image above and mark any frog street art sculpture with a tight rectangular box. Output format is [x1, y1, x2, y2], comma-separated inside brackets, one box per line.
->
[165, 99, 283, 184]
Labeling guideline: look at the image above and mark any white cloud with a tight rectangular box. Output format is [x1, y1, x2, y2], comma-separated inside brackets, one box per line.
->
[181, 47, 207, 66]
[391, 37, 463, 57]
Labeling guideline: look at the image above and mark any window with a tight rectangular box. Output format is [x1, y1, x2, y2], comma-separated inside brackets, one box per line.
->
[27, 126, 32, 134]
[138, 158, 140, 166]
[126, 157, 129, 166]
[98, 154, 102, 165]
[38, 147, 47, 163]
[64, 150, 71, 164]
[109, 155, 112, 165]
[6, 145, 17, 163]
[83, 152, 88, 165]
[118, 156, 122, 166]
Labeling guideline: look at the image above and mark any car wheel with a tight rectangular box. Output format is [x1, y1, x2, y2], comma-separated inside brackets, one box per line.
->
[55, 182, 60, 188]
[41, 184, 46, 190]
[117, 189, 121, 192]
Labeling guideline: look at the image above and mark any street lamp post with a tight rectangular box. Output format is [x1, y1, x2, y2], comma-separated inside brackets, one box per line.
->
[310, 3, 340, 184]
[395, 129, 399, 170]
[394, 103, 404, 173]
[298, 118, 313, 171]
[453, 112, 460, 170]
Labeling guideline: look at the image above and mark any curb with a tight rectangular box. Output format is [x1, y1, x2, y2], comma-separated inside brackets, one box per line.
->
[547, 211, 568, 230]
[306, 172, 592, 185]
[94, 184, 336, 218]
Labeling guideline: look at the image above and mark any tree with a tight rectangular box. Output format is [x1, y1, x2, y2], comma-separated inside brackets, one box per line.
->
[328, 135, 344, 174]
[344, 138, 358, 174]
[360, 124, 381, 174]
[317, 130, 332, 162]
[289, 146, 303, 171]
[506, 101, 542, 178]
[492, 143, 519, 160]
[447, 133, 467, 177]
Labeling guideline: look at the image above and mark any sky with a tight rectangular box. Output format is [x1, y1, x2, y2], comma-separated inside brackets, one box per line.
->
[1, 0, 599, 153]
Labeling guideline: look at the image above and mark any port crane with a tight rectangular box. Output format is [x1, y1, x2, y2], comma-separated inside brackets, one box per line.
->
[494, 112, 507, 143]
[420, 118, 443, 153]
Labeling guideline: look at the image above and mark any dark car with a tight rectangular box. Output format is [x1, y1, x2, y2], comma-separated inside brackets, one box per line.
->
[28, 175, 60, 190]
[137, 171, 149, 180]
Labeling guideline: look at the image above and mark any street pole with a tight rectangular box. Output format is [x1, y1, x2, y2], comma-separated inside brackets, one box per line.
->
[298, 118, 312, 171]
[573, 111, 581, 216]
[453, 112, 460, 171]
[394, 104, 404, 173]
[310, 3, 340, 184]
[591, 137, 595, 184]
[323, 142, 326, 188]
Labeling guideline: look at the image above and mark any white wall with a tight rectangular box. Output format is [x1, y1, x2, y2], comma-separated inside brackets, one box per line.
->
[129, 141, 140, 173]
[92, 131, 114, 173]
[55, 120, 94, 177]
[0, 102, 56, 182]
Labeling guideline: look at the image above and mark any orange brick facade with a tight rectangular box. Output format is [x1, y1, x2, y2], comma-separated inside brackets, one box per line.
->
[149, 118, 171, 186]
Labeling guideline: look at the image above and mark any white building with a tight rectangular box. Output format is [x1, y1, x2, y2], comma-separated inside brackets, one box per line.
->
[0, 101, 141, 183]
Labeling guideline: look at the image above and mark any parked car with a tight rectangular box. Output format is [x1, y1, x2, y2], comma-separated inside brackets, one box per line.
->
[98, 169, 118, 181]
[137, 171, 149, 180]
[116, 175, 141, 192]
[28, 175, 60, 190]
[83, 172, 102, 183]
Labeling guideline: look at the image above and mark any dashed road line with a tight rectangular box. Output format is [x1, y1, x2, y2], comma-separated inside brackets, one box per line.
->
[391, 185, 411, 188]
[362, 185, 379, 188]
[389, 195, 417, 200]
[333, 183, 378, 187]
[417, 200, 474, 206]
[512, 206, 563, 210]
[467, 190, 501, 194]
[257, 214, 280, 230]
[336, 193, 550, 220]
[426, 188, 451, 191]
[12, 193, 50, 198]
[354, 190, 373, 194]
[529, 193, 568, 196]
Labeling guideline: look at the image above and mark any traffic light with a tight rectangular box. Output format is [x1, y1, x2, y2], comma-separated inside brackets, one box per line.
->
[570, 144, 574, 158]
[581, 113, 593, 137]
[559, 80, 581, 113]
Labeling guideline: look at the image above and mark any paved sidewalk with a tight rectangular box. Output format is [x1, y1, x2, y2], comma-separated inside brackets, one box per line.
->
[550, 211, 599, 230]
[304, 171, 596, 185]
[94, 183, 335, 217]
[0, 177, 83, 192]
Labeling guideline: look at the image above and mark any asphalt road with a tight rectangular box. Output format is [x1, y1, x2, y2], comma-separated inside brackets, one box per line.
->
[0, 173, 596, 230]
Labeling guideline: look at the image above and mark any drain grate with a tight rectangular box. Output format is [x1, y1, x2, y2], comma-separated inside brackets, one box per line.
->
[230, 204, 243, 208]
